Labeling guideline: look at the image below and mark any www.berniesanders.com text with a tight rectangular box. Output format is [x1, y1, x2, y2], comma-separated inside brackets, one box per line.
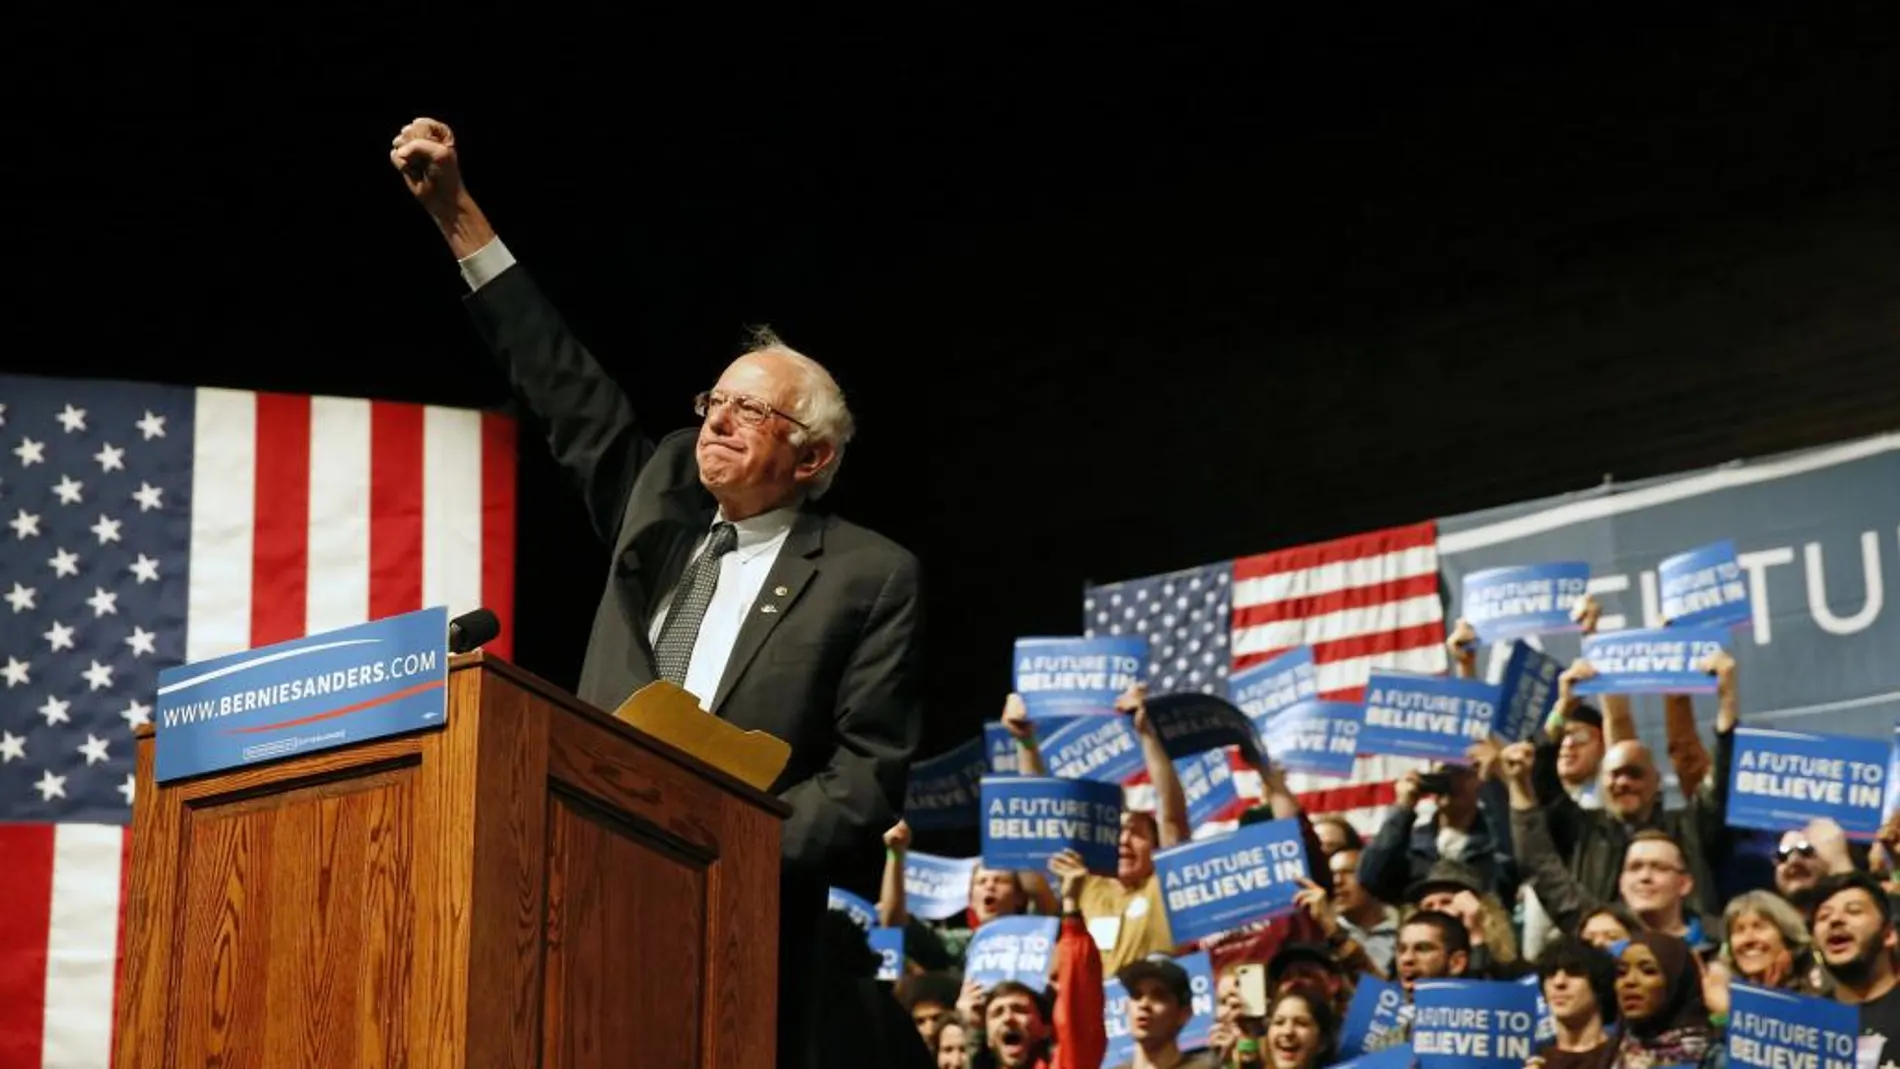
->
[161, 651, 439, 728]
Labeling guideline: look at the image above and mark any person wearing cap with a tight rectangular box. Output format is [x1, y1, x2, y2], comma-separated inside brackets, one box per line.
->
[1405, 858, 1530, 979]
[1109, 955, 1221, 1069]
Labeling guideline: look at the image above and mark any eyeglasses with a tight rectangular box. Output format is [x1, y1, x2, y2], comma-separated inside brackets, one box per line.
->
[693, 389, 807, 430]
[1776, 840, 1818, 864]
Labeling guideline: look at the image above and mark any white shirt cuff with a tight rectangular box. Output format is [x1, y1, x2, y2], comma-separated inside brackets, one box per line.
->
[458, 236, 517, 292]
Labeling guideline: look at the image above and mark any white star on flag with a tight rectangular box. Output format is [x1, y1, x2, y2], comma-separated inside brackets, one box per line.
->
[15, 436, 46, 466]
[4, 583, 35, 613]
[124, 626, 156, 657]
[10, 509, 41, 539]
[0, 731, 24, 762]
[93, 442, 125, 472]
[38, 695, 72, 725]
[81, 660, 114, 691]
[3, 656, 29, 687]
[47, 546, 81, 577]
[90, 514, 123, 545]
[118, 774, 136, 804]
[128, 554, 160, 583]
[42, 620, 75, 652]
[55, 405, 88, 433]
[120, 699, 152, 729]
[85, 587, 118, 617]
[77, 735, 110, 765]
[52, 474, 84, 504]
[33, 771, 66, 801]
[132, 482, 164, 511]
[135, 410, 166, 439]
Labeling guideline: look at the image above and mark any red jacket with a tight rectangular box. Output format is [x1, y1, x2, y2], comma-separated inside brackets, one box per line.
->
[1046, 914, 1107, 1069]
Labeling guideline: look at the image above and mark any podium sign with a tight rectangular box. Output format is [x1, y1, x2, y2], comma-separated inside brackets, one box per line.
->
[153, 605, 449, 781]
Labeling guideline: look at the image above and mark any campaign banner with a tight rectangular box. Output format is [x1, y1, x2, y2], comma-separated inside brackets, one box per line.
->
[1435, 436, 1900, 747]
[979, 776, 1122, 873]
[1359, 673, 1500, 761]
[1573, 626, 1727, 695]
[1039, 714, 1147, 784]
[155, 605, 449, 782]
[871, 927, 904, 982]
[1232, 647, 1320, 731]
[1013, 636, 1148, 717]
[1179, 749, 1243, 828]
[1327, 1049, 1417, 1069]
[1154, 817, 1309, 945]
[828, 887, 878, 931]
[904, 736, 989, 830]
[1520, 972, 1556, 1047]
[1262, 700, 1364, 778]
[1412, 978, 1541, 1069]
[964, 915, 1060, 992]
[1726, 982, 1858, 1069]
[986, 716, 1081, 774]
[1728, 728, 1890, 836]
[1661, 539, 1754, 631]
[1102, 951, 1215, 1066]
[1338, 977, 1406, 1058]
[1461, 562, 1591, 643]
[1146, 691, 1267, 767]
[1493, 641, 1565, 742]
[903, 852, 979, 922]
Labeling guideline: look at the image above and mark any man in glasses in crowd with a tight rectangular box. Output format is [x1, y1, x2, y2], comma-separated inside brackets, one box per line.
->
[391, 117, 924, 1069]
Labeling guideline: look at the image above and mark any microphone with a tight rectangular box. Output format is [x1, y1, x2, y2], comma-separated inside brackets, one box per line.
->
[448, 607, 501, 654]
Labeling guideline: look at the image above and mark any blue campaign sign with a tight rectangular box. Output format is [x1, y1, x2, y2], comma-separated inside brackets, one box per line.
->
[903, 852, 979, 922]
[985, 716, 1081, 774]
[1728, 728, 1890, 836]
[870, 926, 904, 982]
[1039, 714, 1146, 783]
[1727, 982, 1859, 1069]
[1179, 750, 1242, 828]
[1461, 562, 1591, 643]
[904, 736, 989, 830]
[1412, 978, 1541, 1069]
[1103, 951, 1215, 1066]
[1494, 641, 1564, 742]
[1013, 635, 1148, 717]
[1263, 700, 1364, 778]
[1573, 626, 1727, 695]
[979, 776, 1122, 873]
[1359, 672, 1500, 761]
[1521, 972, 1556, 1047]
[827, 887, 878, 931]
[1154, 817, 1309, 945]
[1328, 1049, 1417, 1069]
[964, 915, 1060, 992]
[1146, 691, 1267, 767]
[1886, 723, 1900, 817]
[154, 605, 449, 783]
[1660, 539, 1753, 631]
[1338, 977, 1406, 1057]
[1231, 647, 1319, 731]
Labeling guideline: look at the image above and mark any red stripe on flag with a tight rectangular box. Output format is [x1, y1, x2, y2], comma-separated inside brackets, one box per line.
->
[1294, 780, 1397, 816]
[369, 402, 425, 619]
[481, 412, 517, 661]
[1231, 572, 1442, 630]
[0, 825, 54, 1069]
[250, 392, 312, 646]
[1233, 520, 1438, 581]
[1307, 623, 1446, 667]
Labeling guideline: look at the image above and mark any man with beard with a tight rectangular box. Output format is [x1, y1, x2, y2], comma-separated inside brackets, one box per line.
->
[1810, 872, 1900, 1066]
[1108, 957, 1220, 1069]
[1362, 911, 1472, 1052]
[1526, 653, 1739, 922]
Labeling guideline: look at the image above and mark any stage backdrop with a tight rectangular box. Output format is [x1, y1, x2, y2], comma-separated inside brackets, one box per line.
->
[0, 374, 518, 1069]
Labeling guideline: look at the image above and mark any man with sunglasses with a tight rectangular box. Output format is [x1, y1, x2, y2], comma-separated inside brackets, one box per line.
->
[391, 118, 923, 1069]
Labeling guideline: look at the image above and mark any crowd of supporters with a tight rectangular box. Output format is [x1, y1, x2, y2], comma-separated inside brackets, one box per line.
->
[819, 598, 1900, 1069]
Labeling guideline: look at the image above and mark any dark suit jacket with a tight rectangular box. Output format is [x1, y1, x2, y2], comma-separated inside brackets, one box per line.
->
[463, 262, 924, 892]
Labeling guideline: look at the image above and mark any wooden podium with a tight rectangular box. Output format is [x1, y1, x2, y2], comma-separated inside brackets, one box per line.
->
[113, 652, 789, 1069]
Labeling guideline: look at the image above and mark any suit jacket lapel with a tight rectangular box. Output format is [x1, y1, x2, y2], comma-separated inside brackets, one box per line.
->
[616, 484, 713, 679]
[711, 510, 823, 712]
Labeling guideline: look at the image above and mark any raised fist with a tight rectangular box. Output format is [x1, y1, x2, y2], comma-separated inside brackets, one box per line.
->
[389, 116, 463, 209]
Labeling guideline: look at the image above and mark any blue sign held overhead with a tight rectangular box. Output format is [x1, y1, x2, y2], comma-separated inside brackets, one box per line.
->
[905, 736, 989, 830]
[964, 915, 1060, 992]
[1573, 627, 1727, 695]
[154, 606, 451, 783]
[979, 776, 1123, 873]
[1263, 700, 1364, 778]
[903, 852, 980, 922]
[1179, 750, 1243, 828]
[870, 927, 904, 982]
[1726, 982, 1859, 1069]
[827, 887, 879, 931]
[1412, 978, 1542, 1069]
[1660, 540, 1753, 631]
[1339, 977, 1407, 1058]
[1461, 562, 1591, 643]
[1494, 641, 1565, 743]
[1039, 714, 1146, 784]
[1154, 816, 1309, 945]
[1013, 636, 1148, 717]
[1231, 647, 1319, 730]
[1728, 728, 1891, 836]
[1359, 672, 1501, 762]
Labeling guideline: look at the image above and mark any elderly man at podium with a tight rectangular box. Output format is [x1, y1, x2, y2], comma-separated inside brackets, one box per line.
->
[392, 116, 924, 1069]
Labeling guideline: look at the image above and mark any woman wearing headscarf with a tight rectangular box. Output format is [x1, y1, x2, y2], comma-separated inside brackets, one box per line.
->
[1612, 932, 1720, 1069]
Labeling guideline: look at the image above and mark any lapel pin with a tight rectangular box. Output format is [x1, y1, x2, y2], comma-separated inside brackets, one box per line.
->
[773, 585, 789, 596]
[761, 604, 780, 614]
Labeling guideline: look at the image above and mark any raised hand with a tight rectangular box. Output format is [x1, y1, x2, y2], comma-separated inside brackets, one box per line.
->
[1116, 682, 1153, 736]
[1294, 876, 1340, 937]
[883, 819, 912, 853]
[389, 117, 463, 209]
[1001, 692, 1033, 739]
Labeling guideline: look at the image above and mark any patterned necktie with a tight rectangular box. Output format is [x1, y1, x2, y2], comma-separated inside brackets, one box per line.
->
[653, 522, 739, 685]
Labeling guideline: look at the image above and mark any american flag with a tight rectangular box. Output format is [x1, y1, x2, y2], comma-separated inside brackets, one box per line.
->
[1231, 520, 1448, 831]
[1081, 561, 1233, 698]
[0, 374, 517, 1069]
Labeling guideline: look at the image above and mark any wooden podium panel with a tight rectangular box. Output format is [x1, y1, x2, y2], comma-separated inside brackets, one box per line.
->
[115, 654, 787, 1069]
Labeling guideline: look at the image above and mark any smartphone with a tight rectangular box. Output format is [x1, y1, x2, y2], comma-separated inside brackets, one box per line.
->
[1235, 962, 1269, 1018]
[1416, 771, 1454, 796]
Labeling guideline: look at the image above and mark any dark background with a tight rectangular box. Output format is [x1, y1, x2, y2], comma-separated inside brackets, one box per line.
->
[8, 5, 1900, 759]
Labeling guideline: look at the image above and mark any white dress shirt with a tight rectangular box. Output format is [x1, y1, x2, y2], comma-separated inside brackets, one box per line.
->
[458, 236, 793, 706]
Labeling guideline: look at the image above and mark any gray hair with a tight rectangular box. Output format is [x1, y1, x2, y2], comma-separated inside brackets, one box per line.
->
[742, 326, 855, 499]
[1722, 889, 1815, 961]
